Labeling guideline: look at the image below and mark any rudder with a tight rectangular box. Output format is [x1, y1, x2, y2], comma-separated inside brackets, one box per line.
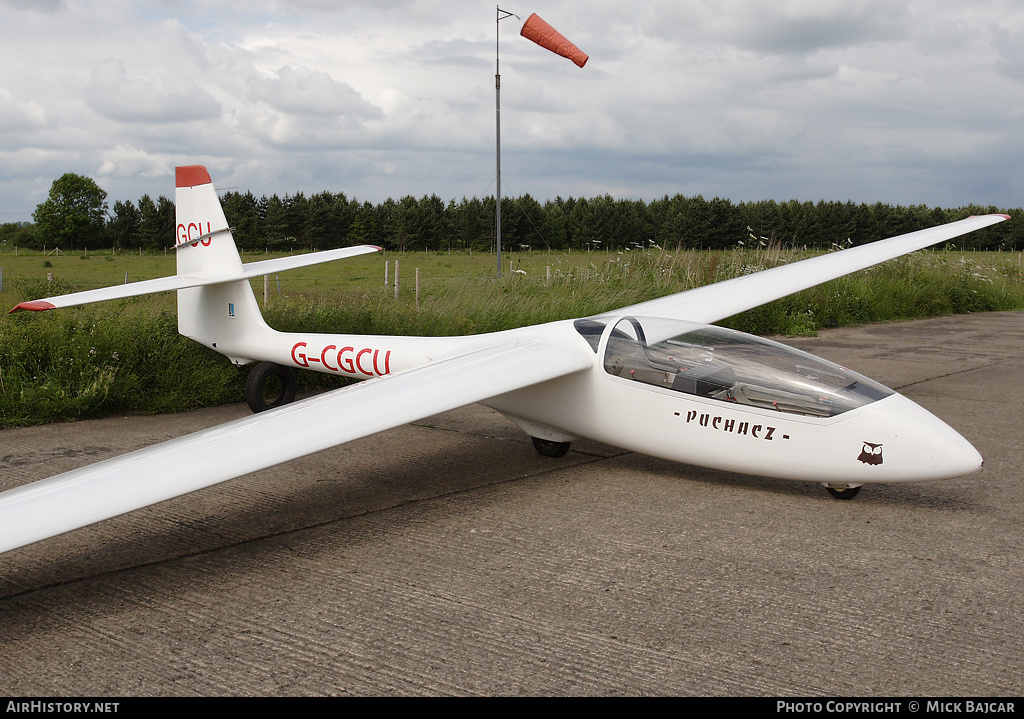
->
[175, 166, 269, 363]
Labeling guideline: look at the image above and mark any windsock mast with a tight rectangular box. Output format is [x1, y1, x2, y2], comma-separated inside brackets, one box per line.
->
[494, 7, 588, 277]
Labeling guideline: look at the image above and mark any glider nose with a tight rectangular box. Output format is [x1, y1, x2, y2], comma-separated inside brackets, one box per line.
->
[935, 424, 983, 478]
[882, 394, 982, 481]
[923, 424, 983, 479]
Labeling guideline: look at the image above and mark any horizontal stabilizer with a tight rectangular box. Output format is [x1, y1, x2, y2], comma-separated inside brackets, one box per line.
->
[9, 272, 240, 313]
[237, 245, 381, 278]
[8, 245, 381, 313]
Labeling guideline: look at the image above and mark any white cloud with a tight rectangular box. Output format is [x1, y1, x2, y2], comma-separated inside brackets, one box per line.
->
[247, 65, 383, 119]
[727, 0, 908, 55]
[0, 88, 47, 133]
[96, 145, 173, 182]
[0, 0, 1022, 221]
[0, 0, 66, 12]
[85, 58, 222, 123]
[994, 24, 1024, 82]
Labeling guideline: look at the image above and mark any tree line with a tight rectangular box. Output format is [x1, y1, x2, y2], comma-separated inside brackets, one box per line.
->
[4, 172, 1021, 253]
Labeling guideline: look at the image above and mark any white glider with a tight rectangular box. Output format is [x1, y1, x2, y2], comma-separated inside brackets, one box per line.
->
[0, 166, 1010, 554]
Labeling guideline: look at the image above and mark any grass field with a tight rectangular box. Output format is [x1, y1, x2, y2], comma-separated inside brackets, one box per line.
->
[4, 244, 1020, 310]
[2, 245, 1023, 427]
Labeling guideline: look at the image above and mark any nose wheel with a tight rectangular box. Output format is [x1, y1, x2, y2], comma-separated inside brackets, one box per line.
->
[825, 485, 861, 500]
[531, 437, 571, 458]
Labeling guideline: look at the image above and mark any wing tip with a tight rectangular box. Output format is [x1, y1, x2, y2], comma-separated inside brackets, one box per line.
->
[968, 213, 1011, 221]
[9, 300, 56, 314]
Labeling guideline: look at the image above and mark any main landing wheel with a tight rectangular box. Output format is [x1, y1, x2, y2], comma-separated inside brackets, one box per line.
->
[532, 437, 571, 458]
[826, 485, 862, 500]
[245, 361, 298, 413]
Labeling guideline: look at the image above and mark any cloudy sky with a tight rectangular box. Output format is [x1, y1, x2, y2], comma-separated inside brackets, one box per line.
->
[2, 0, 1022, 223]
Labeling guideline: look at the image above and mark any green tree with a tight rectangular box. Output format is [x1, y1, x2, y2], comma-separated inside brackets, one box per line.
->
[304, 191, 342, 251]
[0, 222, 37, 249]
[260, 194, 289, 250]
[108, 200, 141, 249]
[33, 173, 108, 250]
[415, 194, 446, 251]
[542, 200, 567, 249]
[222, 191, 261, 251]
[456, 196, 492, 251]
[136, 195, 161, 251]
[283, 192, 308, 245]
[155, 196, 176, 249]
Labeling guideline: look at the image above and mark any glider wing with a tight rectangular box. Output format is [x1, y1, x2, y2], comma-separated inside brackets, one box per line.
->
[599, 214, 1010, 328]
[0, 338, 591, 554]
[8, 245, 382, 313]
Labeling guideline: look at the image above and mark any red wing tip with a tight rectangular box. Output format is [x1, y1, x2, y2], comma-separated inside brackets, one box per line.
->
[968, 213, 1011, 220]
[9, 300, 56, 313]
[176, 165, 212, 188]
[369, 245, 383, 252]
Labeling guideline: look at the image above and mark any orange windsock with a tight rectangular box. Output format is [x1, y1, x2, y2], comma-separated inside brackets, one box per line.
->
[520, 13, 588, 68]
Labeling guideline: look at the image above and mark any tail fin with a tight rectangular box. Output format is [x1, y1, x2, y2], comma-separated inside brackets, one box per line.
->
[10, 164, 381, 367]
[174, 166, 269, 363]
[174, 166, 245, 276]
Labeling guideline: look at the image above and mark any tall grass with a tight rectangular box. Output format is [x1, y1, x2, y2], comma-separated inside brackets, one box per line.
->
[1, 247, 1022, 427]
[0, 299, 244, 426]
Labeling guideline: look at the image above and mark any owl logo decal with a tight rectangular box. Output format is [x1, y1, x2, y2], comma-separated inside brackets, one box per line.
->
[858, 442, 883, 466]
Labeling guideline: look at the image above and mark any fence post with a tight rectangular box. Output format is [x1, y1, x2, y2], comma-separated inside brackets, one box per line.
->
[546, 265, 551, 285]
[394, 259, 400, 300]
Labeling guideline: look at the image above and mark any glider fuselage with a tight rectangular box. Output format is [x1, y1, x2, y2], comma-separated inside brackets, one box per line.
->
[222, 315, 981, 487]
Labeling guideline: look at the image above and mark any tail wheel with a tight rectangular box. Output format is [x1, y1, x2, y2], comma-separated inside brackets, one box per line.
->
[532, 437, 571, 458]
[245, 362, 298, 413]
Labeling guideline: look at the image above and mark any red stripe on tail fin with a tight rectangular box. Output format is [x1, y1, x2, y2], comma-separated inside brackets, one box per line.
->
[176, 165, 212, 188]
